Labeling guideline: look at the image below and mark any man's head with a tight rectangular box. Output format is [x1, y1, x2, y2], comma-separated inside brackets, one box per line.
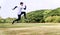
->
[20, 2, 23, 6]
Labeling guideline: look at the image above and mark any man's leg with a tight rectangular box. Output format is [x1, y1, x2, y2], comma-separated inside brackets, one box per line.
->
[12, 15, 21, 24]
[23, 12, 27, 19]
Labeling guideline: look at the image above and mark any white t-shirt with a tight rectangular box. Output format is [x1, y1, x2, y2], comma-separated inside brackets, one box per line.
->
[17, 5, 26, 15]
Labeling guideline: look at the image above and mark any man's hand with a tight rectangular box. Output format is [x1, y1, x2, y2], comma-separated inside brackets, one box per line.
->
[24, 5, 26, 10]
[12, 8, 14, 10]
[0, 6, 1, 9]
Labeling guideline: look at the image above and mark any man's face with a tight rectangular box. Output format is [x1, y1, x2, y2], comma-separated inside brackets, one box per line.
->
[20, 4, 23, 6]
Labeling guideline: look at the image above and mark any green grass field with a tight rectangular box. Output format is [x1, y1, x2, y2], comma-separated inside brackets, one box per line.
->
[0, 23, 59, 28]
[0, 23, 60, 35]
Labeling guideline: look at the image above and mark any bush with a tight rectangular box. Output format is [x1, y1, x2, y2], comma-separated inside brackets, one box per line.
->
[24, 10, 44, 23]
[45, 16, 60, 23]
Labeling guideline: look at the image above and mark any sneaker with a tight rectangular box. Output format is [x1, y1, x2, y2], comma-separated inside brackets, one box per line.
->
[12, 21, 14, 24]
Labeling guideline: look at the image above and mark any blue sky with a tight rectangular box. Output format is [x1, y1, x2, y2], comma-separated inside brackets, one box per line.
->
[0, 0, 60, 18]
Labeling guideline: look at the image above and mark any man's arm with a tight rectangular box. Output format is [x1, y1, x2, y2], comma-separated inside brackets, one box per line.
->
[12, 6, 17, 10]
[24, 5, 26, 10]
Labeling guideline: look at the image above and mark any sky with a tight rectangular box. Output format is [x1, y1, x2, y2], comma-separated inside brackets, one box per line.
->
[0, 0, 60, 18]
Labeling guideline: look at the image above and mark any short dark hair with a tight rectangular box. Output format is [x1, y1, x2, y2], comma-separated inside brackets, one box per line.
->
[20, 2, 23, 4]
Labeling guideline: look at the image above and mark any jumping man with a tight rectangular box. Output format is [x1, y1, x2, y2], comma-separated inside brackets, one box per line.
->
[12, 2, 27, 24]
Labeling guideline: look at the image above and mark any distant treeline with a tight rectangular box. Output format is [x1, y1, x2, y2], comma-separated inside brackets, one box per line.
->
[0, 17, 16, 23]
[0, 7, 60, 23]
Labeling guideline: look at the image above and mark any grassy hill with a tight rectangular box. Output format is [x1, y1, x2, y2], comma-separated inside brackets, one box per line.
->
[20, 7, 60, 23]
[0, 7, 60, 23]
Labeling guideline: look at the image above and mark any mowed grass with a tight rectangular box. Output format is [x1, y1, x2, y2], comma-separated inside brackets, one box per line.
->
[0, 23, 60, 35]
[0, 23, 59, 28]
